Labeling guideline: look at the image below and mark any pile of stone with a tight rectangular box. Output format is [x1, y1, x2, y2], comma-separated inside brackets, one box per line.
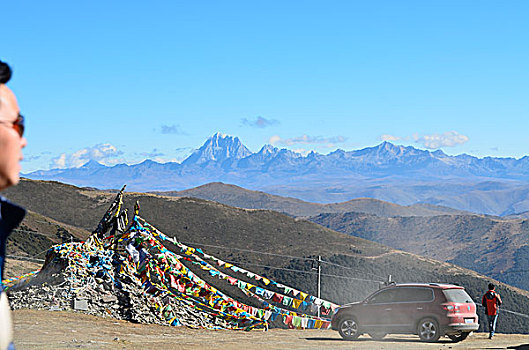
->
[8, 240, 231, 329]
[7, 190, 266, 331]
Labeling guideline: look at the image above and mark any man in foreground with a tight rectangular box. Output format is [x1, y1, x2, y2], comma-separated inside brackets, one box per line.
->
[0, 60, 27, 350]
[482, 283, 502, 339]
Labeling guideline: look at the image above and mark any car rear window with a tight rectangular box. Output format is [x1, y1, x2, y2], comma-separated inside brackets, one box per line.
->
[442, 289, 473, 303]
[394, 287, 434, 302]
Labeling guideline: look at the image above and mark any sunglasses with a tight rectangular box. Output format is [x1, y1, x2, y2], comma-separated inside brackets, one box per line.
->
[0, 113, 24, 137]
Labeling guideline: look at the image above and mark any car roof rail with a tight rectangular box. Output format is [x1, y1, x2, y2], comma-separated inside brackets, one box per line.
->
[428, 283, 461, 288]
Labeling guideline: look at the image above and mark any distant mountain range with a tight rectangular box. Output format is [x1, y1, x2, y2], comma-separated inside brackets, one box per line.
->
[25, 132, 529, 215]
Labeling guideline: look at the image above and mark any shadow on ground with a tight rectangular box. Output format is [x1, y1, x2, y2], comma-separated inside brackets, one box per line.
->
[304, 336, 454, 344]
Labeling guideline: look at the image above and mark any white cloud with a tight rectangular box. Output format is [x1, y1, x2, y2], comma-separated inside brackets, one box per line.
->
[414, 131, 469, 149]
[380, 134, 401, 141]
[51, 143, 123, 169]
[269, 135, 281, 145]
[152, 156, 178, 163]
[139, 148, 165, 158]
[269, 134, 347, 148]
[53, 154, 67, 168]
[160, 124, 186, 135]
[293, 148, 310, 156]
[242, 116, 279, 128]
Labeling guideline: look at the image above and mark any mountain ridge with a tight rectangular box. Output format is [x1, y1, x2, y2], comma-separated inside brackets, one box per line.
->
[29, 135, 529, 174]
[24, 133, 529, 215]
[158, 181, 473, 217]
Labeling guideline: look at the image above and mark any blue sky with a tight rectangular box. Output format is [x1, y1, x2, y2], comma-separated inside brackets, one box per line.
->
[3, 1, 528, 171]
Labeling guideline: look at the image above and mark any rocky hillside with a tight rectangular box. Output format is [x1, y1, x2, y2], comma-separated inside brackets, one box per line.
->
[309, 212, 529, 291]
[3, 179, 529, 333]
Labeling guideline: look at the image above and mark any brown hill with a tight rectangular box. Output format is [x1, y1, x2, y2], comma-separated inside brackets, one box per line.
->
[9, 210, 89, 256]
[4, 210, 90, 278]
[309, 212, 529, 291]
[156, 182, 470, 217]
[162, 182, 529, 295]
[2, 179, 529, 333]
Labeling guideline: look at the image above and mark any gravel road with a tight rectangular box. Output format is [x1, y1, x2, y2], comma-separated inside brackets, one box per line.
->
[12, 309, 529, 349]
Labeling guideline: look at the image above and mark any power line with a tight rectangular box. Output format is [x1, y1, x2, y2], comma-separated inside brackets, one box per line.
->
[319, 259, 387, 280]
[185, 238, 387, 280]
[476, 303, 529, 320]
[499, 270, 529, 274]
[13, 230, 394, 280]
[35, 220, 54, 224]
[30, 247, 52, 258]
[182, 240, 385, 279]
[181, 241, 314, 261]
[502, 309, 529, 320]
[219, 259, 385, 283]
[5, 255, 45, 263]
[9, 229, 56, 259]
[16, 230, 323, 266]
[14, 228, 75, 238]
[13, 229, 54, 238]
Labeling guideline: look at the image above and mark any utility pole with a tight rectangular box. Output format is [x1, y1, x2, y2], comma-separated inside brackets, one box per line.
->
[312, 256, 322, 318]
[318, 255, 322, 318]
[311, 256, 323, 317]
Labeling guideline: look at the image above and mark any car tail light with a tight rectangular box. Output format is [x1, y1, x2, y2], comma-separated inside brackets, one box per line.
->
[442, 303, 461, 313]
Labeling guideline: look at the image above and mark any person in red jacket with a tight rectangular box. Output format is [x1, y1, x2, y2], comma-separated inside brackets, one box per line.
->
[482, 283, 502, 339]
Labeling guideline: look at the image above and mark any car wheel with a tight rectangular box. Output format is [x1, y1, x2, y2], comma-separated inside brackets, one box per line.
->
[447, 331, 471, 342]
[368, 332, 386, 340]
[417, 318, 440, 342]
[338, 316, 360, 340]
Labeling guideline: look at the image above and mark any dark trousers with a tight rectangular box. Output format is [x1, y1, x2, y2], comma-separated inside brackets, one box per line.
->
[486, 314, 498, 337]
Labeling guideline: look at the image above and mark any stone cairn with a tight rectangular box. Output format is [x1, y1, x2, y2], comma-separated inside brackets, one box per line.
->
[7, 187, 262, 330]
[8, 242, 232, 329]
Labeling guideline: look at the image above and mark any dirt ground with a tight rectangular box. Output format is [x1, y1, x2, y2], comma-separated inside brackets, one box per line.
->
[12, 309, 529, 350]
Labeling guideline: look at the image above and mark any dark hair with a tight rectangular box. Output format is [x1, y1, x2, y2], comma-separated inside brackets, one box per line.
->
[488, 283, 495, 290]
[0, 60, 12, 84]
